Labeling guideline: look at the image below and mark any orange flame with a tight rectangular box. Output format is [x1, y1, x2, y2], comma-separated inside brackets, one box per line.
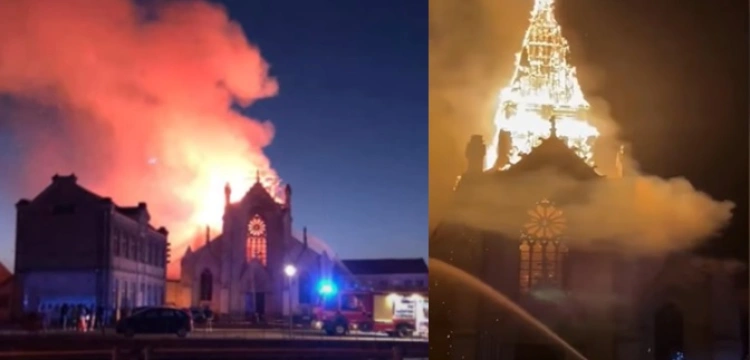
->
[485, 0, 599, 170]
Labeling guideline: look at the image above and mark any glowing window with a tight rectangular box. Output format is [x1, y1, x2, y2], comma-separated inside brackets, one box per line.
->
[519, 199, 568, 294]
[247, 215, 267, 266]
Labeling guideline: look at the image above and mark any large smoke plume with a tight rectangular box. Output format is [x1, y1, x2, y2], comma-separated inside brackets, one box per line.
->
[454, 168, 734, 254]
[430, 0, 734, 253]
[0, 0, 281, 275]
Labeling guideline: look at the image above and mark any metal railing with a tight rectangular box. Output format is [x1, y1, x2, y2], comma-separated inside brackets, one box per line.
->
[0, 325, 428, 342]
[0, 326, 428, 359]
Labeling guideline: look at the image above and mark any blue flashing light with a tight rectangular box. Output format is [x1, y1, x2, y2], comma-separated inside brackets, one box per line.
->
[318, 281, 337, 295]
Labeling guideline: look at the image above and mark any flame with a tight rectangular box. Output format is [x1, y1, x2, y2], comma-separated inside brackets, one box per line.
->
[484, 0, 599, 170]
[187, 166, 284, 234]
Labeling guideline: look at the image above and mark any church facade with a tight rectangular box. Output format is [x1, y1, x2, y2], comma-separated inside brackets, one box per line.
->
[431, 125, 744, 360]
[179, 177, 333, 319]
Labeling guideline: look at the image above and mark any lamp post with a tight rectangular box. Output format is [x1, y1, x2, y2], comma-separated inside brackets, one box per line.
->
[284, 264, 297, 334]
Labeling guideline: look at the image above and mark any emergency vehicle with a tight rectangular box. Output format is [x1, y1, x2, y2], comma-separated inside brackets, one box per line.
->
[311, 282, 428, 337]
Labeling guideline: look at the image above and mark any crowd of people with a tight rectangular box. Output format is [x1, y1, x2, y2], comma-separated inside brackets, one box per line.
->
[33, 304, 131, 332]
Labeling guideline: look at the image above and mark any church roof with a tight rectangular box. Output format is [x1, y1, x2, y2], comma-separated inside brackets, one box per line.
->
[339, 258, 428, 276]
[186, 233, 224, 262]
[242, 179, 282, 209]
[494, 134, 601, 180]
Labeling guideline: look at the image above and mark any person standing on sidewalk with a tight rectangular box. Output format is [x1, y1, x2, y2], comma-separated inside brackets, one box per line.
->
[204, 307, 214, 332]
[60, 304, 69, 330]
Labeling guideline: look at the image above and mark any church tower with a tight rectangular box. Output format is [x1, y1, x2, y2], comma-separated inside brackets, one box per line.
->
[432, 1, 605, 359]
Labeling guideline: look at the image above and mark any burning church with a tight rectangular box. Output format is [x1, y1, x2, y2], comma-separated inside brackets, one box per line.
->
[177, 173, 334, 319]
[430, 1, 743, 359]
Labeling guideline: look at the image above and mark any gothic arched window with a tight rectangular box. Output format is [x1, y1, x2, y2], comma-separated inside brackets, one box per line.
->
[519, 199, 568, 294]
[199, 269, 213, 301]
[247, 215, 268, 266]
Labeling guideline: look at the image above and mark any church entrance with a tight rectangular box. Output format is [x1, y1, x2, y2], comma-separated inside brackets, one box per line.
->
[244, 292, 265, 321]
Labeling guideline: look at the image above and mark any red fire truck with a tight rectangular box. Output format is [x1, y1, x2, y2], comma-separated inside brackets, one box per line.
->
[312, 289, 427, 337]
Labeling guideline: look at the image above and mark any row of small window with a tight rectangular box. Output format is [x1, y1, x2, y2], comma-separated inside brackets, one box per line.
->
[112, 229, 165, 267]
[111, 279, 164, 308]
[351, 279, 426, 289]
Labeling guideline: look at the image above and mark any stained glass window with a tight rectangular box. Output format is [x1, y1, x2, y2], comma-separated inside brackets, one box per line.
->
[519, 199, 568, 293]
[519, 242, 531, 294]
[247, 215, 267, 266]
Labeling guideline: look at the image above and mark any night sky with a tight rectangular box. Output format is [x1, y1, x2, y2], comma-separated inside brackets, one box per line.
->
[558, 0, 748, 260]
[0, 0, 428, 268]
[218, 0, 428, 260]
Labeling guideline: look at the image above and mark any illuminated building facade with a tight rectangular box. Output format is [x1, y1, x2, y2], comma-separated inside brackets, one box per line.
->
[14, 174, 168, 314]
[431, 1, 743, 359]
[432, 128, 744, 360]
[179, 175, 334, 318]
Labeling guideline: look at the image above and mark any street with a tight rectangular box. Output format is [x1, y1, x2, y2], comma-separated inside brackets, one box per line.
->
[0, 329, 429, 360]
[0, 327, 427, 342]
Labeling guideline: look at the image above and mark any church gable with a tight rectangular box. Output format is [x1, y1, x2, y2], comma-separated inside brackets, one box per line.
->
[242, 181, 281, 212]
[501, 135, 600, 181]
[181, 235, 223, 279]
[192, 236, 224, 262]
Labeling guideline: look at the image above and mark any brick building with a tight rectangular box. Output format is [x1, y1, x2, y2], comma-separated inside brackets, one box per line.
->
[14, 174, 169, 314]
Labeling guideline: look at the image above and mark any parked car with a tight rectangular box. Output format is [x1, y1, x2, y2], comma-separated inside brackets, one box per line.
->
[115, 307, 192, 338]
[130, 306, 154, 315]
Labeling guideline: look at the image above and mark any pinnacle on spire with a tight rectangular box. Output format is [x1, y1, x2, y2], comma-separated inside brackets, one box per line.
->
[224, 182, 231, 206]
[532, 0, 555, 15]
[550, 117, 557, 138]
[255, 169, 260, 183]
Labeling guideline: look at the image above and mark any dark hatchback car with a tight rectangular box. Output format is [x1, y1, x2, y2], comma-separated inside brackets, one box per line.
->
[116, 307, 193, 338]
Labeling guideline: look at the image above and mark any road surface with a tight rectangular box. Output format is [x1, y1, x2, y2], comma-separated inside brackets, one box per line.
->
[0, 327, 427, 342]
[0, 331, 429, 359]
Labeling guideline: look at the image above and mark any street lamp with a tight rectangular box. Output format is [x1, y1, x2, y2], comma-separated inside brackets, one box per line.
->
[284, 264, 297, 333]
[284, 264, 297, 277]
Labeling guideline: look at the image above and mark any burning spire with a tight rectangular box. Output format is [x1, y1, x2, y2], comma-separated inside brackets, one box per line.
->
[485, 0, 599, 170]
